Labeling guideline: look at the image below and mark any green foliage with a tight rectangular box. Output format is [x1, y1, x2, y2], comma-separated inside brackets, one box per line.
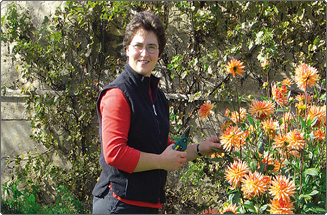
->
[1, 180, 42, 214]
[181, 159, 206, 186]
[48, 185, 83, 214]
[1, 181, 83, 214]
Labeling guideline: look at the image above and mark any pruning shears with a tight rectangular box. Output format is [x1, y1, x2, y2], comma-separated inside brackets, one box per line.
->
[172, 126, 191, 152]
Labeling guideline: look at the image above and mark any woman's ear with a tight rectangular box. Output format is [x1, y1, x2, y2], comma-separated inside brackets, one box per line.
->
[125, 46, 130, 57]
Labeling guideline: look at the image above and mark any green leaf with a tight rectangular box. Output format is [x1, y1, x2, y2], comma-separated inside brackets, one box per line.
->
[243, 200, 256, 212]
[229, 190, 241, 204]
[247, 114, 254, 126]
[255, 31, 264, 45]
[28, 194, 36, 203]
[250, 160, 257, 172]
[310, 116, 318, 127]
[210, 157, 224, 162]
[258, 141, 264, 154]
[258, 164, 265, 174]
[212, 147, 225, 153]
[248, 40, 254, 50]
[308, 207, 326, 213]
[299, 194, 312, 201]
[308, 190, 319, 196]
[238, 94, 245, 104]
[304, 168, 319, 176]
[260, 204, 268, 213]
[276, 107, 289, 112]
[78, 112, 86, 121]
[299, 115, 306, 128]
[313, 37, 320, 45]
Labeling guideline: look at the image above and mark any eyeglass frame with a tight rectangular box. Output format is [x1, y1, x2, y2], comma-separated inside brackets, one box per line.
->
[129, 43, 159, 54]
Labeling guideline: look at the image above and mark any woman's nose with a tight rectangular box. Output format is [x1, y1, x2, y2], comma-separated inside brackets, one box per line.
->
[140, 48, 149, 56]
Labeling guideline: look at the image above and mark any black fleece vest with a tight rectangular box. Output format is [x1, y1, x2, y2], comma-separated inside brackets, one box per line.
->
[92, 64, 170, 204]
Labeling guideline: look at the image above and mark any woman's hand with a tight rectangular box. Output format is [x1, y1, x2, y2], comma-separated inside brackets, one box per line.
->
[158, 145, 187, 171]
[133, 145, 186, 173]
[198, 136, 224, 156]
[186, 136, 224, 162]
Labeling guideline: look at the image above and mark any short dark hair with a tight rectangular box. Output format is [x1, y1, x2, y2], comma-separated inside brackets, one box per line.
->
[123, 11, 166, 57]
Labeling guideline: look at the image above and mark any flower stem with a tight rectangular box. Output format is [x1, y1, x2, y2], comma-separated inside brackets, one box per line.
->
[299, 81, 308, 200]
[267, 68, 270, 100]
[235, 78, 242, 160]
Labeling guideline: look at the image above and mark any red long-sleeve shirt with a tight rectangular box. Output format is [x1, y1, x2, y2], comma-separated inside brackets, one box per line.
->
[100, 87, 174, 208]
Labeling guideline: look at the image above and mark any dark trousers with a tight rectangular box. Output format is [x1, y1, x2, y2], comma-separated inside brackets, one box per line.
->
[92, 188, 159, 214]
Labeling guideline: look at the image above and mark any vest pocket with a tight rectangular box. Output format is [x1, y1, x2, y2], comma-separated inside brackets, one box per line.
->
[124, 170, 161, 203]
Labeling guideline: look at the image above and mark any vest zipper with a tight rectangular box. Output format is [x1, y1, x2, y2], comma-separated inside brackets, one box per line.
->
[153, 102, 161, 144]
[149, 93, 161, 145]
[153, 104, 157, 116]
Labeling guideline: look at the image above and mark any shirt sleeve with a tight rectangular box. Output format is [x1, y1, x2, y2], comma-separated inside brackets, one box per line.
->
[168, 136, 175, 146]
[100, 88, 140, 174]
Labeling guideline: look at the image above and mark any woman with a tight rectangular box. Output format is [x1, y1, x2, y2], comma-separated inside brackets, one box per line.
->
[92, 11, 223, 214]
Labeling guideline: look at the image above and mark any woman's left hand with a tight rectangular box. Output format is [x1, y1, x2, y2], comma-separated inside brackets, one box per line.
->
[198, 136, 224, 156]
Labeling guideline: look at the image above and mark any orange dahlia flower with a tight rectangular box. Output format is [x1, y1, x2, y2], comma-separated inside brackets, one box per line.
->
[261, 154, 274, 166]
[221, 204, 238, 214]
[262, 118, 279, 138]
[225, 108, 231, 117]
[282, 78, 293, 86]
[261, 60, 269, 69]
[203, 208, 220, 214]
[307, 105, 326, 127]
[273, 133, 287, 149]
[199, 102, 214, 119]
[272, 84, 288, 107]
[249, 100, 274, 120]
[220, 126, 244, 151]
[294, 63, 319, 91]
[314, 129, 326, 141]
[262, 175, 271, 185]
[295, 102, 306, 118]
[269, 175, 295, 200]
[230, 108, 247, 124]
[282, 112, 294, 123]
[225, 160, 249, 189]
[243, 130, 250, 139]
[268, 197, 295, 214]
[272, 159, 285, 174]
[286, 130, 306, 151]
[241, 171, 267, 199]
[226, 59, 245, 77]
[259, 152, 285, 172]
[295, 93, 312, 104]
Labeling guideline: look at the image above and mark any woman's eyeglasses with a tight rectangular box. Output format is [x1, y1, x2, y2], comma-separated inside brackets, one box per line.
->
[130, 43, 158, 54]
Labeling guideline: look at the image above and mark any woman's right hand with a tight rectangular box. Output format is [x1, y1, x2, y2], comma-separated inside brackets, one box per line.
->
[158, 145, 187, 171]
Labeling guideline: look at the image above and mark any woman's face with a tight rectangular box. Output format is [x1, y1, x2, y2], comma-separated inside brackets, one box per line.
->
[126, 28, 159, 77]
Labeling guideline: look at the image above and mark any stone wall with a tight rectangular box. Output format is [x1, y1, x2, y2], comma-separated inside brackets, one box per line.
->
[1, 1, 62, 183]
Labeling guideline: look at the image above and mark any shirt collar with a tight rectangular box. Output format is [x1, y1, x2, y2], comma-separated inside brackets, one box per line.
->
[125, 63, 160, 90]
